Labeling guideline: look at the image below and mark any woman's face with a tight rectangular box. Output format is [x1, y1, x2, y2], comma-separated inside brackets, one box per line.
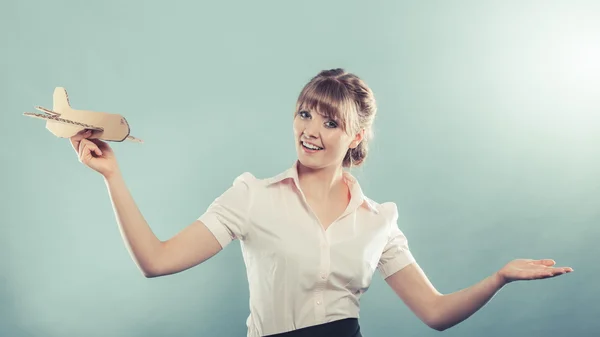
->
[292, 109, 362, 170]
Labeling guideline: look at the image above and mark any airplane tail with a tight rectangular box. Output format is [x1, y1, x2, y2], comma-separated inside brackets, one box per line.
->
[53, 87, 71, 112]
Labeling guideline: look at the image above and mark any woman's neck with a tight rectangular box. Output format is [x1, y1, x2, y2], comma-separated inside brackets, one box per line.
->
[297, 162, 348, 202]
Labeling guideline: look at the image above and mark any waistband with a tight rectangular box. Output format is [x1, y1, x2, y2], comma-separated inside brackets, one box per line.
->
[263, 318, 362, 337]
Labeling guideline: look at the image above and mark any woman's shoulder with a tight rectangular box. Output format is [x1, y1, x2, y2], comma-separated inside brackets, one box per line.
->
[230, 164, 298, 188]
[230, 171, 279, 185]
[227, 169, 288, 191]
[361, 194, 401, 223]
[231, 171, 258, 184]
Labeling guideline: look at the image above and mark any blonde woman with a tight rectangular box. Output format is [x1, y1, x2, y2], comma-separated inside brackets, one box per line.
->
[70, 68, 573, 337]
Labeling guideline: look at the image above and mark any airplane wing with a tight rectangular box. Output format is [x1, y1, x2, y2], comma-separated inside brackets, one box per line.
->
[23, 111, 143, 143]
[23, 111, 104, 131]
[34, 105, 61, 117]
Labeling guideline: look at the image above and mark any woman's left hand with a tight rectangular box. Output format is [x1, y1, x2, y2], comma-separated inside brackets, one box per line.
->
[496, 259, 573, 284]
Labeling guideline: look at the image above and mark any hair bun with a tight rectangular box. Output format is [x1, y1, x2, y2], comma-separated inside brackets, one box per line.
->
[319, 68, 346, 77]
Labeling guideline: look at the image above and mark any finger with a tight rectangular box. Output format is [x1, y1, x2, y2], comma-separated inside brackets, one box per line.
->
[91, 142, 103, 156]
[74, 128, 92, 139]
[533, 266, 571, 276]
[70, 129, 90, 146]
[89, 139, 111, 157]
[533, 259, 556, 267]
[89, 138, 108, 150]
[89, 129, 104, 139]
[79, 139, 93, 162]
[543, 267, 572, 278]
[78, 139, 88, 161]
[70, 130, 92, 152]
[553, 266, 574, 273]
[79, 139, 102, 161]
[71, 137, 80, 153]
[86, 138, 103, 156]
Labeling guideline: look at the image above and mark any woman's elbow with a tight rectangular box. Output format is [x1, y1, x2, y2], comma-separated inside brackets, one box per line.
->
[428, 322, 448, 332]
[139, 261, 163, 278]
[142, 269, 160, 278]
[423, 311, 448, 332]
[426, 320, 448, 332]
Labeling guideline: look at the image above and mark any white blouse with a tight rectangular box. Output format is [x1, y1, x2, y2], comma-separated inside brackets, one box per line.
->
[198, 161, 416, 336]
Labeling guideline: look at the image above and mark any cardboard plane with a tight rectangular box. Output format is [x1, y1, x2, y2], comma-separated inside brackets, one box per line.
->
[23, 87, 143, 143]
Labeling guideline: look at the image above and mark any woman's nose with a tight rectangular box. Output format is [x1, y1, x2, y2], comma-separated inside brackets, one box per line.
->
[303, 121, 319, 138]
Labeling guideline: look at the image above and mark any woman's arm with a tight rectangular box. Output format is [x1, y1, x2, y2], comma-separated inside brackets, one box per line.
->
[385, 263, 505, 331]
[385, 259, 572, 331]
[104, 170, 223, 278]
[71, 129, 228, 279]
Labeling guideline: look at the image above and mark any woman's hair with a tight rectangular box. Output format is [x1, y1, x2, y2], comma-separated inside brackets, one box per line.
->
[295, 68, 377, 168]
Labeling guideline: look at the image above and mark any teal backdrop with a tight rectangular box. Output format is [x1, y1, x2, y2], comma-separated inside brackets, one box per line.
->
[2, 1, 598, 336]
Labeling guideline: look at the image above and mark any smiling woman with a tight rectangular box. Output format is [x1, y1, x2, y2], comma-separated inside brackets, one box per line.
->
[68, 68, 573, 337]
[293, 68, 376, 170]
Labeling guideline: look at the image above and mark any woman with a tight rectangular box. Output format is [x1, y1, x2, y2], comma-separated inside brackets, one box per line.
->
[70, 69, 573, 337]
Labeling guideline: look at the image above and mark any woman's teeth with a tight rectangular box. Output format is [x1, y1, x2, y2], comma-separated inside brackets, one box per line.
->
[302, 141, 323, 150]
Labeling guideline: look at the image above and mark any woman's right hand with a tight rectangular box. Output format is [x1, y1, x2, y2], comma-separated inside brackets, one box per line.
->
[70, 129, 119, 178]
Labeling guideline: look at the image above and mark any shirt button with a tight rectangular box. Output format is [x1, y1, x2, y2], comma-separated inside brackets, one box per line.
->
[316, 300, 322, 305]
[321, 274, 326, 280]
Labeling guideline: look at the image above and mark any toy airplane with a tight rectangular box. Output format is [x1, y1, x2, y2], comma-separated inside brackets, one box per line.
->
[23, 87, 143, 143]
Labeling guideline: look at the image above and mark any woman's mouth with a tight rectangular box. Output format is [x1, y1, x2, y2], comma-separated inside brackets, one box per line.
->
[301, 141, 324, 152]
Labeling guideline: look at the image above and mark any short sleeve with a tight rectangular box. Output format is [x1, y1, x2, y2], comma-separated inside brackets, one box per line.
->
[377, 202, 416, 279]
[197, 172, 255, 249]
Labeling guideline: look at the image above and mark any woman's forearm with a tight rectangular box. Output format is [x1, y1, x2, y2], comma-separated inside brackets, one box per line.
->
[104, 170, 162, 276]
[429, 272, 507, 331]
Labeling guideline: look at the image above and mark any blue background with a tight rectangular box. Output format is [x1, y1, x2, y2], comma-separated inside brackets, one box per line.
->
[2, 1, 598, 336]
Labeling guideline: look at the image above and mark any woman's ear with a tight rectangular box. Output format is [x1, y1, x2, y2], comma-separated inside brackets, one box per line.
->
[349, 129, 365, 149]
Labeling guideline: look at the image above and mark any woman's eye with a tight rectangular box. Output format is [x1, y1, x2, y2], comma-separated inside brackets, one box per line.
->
[297, 110, 336, 128]
[298, 110, 310, 118]
[325, 121, 338, 128]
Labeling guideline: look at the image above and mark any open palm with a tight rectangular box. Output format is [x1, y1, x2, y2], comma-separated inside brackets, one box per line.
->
[498, 259, 573, 284]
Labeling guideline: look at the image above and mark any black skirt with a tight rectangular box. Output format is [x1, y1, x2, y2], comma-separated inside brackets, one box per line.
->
[263, 318, 362, 337]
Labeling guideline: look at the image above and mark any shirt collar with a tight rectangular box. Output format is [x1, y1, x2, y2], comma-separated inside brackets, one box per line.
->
[266, 161, 379, 214]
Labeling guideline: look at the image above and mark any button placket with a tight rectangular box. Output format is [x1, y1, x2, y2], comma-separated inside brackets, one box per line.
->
[314, 233, 330, 322]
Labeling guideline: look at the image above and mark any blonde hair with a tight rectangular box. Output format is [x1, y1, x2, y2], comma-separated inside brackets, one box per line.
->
[294, 68, 377, 167]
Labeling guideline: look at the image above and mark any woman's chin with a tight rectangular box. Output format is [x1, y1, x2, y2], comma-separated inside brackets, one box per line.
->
[297, 156, 320, 168]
